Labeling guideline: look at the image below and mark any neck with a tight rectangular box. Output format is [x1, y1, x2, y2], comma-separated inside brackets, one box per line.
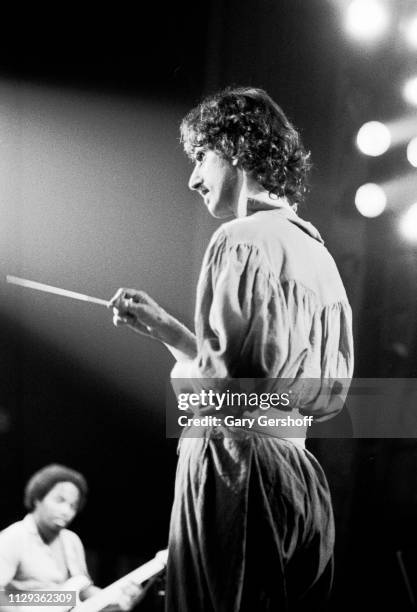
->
[32, 513, 59, 543]
[236, 173, 290, 217]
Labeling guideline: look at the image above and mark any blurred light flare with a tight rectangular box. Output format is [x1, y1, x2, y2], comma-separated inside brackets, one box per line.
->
[355, 183, 387, 218]
[407, 137, 417, 168]
[403, 77, 417, 107]
[399, 203, 417, 242]
[386, 115, 417, 148]
[404, 15, 417, 49]
[345, 0, 389, 41]
[356, 121, 391, 156]
[381, 172, 417, 213]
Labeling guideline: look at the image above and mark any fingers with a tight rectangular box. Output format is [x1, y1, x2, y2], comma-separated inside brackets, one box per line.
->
[116, 583, 144, 610]
[109, 288, 140, 326]
[109, 288, 163, 337]
[109, 288, 153, 308]
[109, 289, 154, 315]
[109, 288, 135, 313]
[112, 311, 130, 327]
[112, 309, 152, 336]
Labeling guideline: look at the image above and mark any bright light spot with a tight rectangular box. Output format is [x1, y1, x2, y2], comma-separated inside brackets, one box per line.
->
[404, 15, 417, 49]
[407, 137, 417, 168]
[399, 203, 417, 242]
[403, 77, 417, 107]
[355, 183, 387, 218]
[345, 0, 389, 41]
[356, 121, 391, 156]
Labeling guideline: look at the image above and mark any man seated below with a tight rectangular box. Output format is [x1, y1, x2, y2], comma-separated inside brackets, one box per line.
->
[0, 464, 143, 611]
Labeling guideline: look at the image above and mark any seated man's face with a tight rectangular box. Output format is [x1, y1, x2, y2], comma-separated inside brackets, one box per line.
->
[35, 481, 81, 532]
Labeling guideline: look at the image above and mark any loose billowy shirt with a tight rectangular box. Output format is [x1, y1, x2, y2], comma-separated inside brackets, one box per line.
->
[166, 199, 354, 611]
[0, 514, 92, 596]
[171, 199, 354, 437]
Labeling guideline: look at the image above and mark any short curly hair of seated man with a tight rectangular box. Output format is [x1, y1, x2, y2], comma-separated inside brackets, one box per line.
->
[180, 86, 311, 207]
[24, 463, 88, 511]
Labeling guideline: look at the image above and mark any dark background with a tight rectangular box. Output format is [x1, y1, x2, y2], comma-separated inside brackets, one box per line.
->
[1, 1, 417, 609]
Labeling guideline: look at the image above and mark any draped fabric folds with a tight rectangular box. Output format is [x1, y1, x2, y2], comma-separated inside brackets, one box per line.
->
[167, 203, 354, 611]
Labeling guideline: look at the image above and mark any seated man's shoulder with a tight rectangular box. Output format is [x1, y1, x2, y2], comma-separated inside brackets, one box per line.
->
[61, 528, 84, 549]
[0, 519, 26, 545]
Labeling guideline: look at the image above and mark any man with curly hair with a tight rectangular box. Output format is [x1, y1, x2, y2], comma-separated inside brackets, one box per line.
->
[0, 464, 142, 611]
[111, 87, 354, 611]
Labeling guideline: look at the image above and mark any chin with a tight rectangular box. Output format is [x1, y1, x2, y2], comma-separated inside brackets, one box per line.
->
[209, 210, 232, 219]
[208, 203, 235, 219]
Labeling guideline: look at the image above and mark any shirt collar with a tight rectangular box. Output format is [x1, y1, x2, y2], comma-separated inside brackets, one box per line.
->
[246, 197, 324, 244]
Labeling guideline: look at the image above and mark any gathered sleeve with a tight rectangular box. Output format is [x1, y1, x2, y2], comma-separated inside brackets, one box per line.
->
[171, 228, 290, 382]
[170, 224, 354, 424]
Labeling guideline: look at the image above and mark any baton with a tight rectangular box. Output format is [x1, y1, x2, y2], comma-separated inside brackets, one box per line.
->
[6, 275, 110, 307]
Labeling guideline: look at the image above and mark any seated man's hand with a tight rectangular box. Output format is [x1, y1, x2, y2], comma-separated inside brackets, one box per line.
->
[112, 581, 144, 611]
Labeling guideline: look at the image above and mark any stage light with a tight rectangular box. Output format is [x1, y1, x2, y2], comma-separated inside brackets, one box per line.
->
[356, 121, 391, 156]
[403, 77, 417, 107]
[355, 183, 387, 218]
[406, 137, 417, 168]
[345, 0, 389, 41]
[385, 115, 417, 148]
[399, 203, 417, 242]
[404, 15, 417, 49]
[381, 172, 417, 212]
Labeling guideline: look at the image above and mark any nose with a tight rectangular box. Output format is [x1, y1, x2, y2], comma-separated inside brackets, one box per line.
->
[188, 164, 203, 191]
[62, 504, 76, 520]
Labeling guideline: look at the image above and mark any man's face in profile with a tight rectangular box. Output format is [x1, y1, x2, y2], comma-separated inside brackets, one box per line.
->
[188, 148, 241, 219]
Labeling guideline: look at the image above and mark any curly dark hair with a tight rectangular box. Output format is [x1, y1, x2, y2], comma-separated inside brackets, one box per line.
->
[180, 86, 311, 205]
[24, 464, 88, 512]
